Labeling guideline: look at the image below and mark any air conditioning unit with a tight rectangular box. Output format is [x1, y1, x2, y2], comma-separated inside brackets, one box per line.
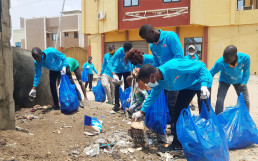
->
[97, 11, 106, 20]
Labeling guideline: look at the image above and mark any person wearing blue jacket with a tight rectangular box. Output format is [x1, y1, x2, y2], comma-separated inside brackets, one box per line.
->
[29, 47, 81, 110]
[100, 45, 115, 104]
[83, 56, 98, 91]
[109, 42, 133, 112]
[132, 59, 212, 151]
[139, 24, 184, 144]
[210, 45, 250, 114]
[124, 49, 154, 69]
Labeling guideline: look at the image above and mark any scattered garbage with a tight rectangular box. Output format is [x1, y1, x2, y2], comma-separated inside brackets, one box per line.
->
[72, 150, 80, 155]
[84, 115, 102, 133]
[83, 144, 100, 157]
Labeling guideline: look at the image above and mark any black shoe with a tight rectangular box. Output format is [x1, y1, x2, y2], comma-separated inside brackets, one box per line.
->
[51, 105, 60, 110]
[112, 104, 120, 112]
[158, 143, 182, 152]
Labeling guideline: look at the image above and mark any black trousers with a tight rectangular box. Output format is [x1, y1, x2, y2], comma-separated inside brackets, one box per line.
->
[165, 90, 179, 130]
[50, 66, 81, 107]
[114, 72, 131, 106]
[85, 74, 93, 90]
[171, 89, 211, 146]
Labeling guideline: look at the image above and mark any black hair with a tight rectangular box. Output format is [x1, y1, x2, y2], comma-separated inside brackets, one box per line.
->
[138, 64, 157, 80]
[123, 42, 132, 52]
[88, 56, 92, 59]
[31, 47, 42, 56]
[223, 45, 237, 60]
[139, 24, 154, 37]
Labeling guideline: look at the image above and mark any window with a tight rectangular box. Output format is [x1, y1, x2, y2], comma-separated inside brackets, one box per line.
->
[237, 0, 245, 10]
[74, 32, 78, 38]
[64, 32, 69, 37]
[46, 33, 49, 38]
[163, 0, 180, 3]
[52, 33, 58, 41]
[237, 0, 258, 10]
[15, 42, 21, 48]
[124, 0, 139, 7]
[184, 37, 203, 60]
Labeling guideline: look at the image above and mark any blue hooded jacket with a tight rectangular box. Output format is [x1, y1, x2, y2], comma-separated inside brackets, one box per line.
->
[109, 47, 132, 73]
[33, 47, 69, 87]
[140, 59, 212, 113]
[100, 53, 113, 77]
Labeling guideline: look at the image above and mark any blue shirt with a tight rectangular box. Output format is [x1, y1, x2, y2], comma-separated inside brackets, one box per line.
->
[33, 47, 69, 87]
[141, 59, 212, 113]
[210, 53, 250, 85]
[133, 54, 154, 68]
[100, 53, 113, 77]
[109, 47, 132, 73]
[185, 54, 199, 62]
[150, 29, 184, 67]
[83, 62, 98, 74]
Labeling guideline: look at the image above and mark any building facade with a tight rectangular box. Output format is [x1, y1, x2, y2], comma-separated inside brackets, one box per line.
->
[82, 0, 258, 74]
[13, 10, 87, 51]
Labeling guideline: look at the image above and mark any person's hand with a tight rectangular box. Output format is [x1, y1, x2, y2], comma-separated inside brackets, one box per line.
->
[132, 111, 143, 121]
[29, 89, 36, 99]
[113, 75, 119, 82]
[200, 86, 210, 99]
[60, 67, 66, 75]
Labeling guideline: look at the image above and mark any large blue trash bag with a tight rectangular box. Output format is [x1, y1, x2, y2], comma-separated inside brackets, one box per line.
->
[93, 80, 106, 102]
[119, 87, 131, 111]
[177, 100, 229, 161]
[59, 75, 79, 114]
[164, 95, 171, 124]
[217, 93, 258, 149]
[145, 90, 167, 135]
[81, 68, 88, 82]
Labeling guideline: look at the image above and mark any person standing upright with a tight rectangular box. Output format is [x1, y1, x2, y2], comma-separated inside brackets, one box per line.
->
[83, 56, 98, 91]
[100, 45, 116, 104]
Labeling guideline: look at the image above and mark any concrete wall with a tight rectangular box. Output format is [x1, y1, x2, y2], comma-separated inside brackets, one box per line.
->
[0, 0, 15, 129]
[26, 18, 45, 50]
[12, 47, 53, 110]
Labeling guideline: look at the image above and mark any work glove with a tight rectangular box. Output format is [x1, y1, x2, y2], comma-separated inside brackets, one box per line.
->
[113, 75, 119, 82]
[200, 86, 210, 99]
[29, 89, 36, 100]
[60, 67, 66, 75]
[132, 111, 143, 121]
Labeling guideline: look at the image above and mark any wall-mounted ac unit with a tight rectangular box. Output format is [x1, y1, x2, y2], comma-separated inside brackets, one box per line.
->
[97, 11, 106, 20]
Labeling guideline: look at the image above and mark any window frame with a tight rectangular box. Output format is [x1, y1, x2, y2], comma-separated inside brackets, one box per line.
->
[64, 32, 69, 37]
[15, 42, 21, 48]
[52, 33, 58, 41]
[74, 32, 78, 39]
[123, 0, 139, 7]
[163, 0, 180, 3]
[237, 0, 245, 10]
[184, 37, 203, 60]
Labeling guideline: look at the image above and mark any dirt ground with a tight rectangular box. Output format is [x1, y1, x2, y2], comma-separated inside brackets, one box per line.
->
[1, 75, 258, 161]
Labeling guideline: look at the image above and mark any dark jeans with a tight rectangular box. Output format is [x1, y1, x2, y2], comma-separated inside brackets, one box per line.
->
[85, 74, 93, 90]
[114, 72, 131, 106]
[165, 90, 179, 131]
[215, 81, 250, 115]
[50, 66, 81, 107]
[171, 89, 210, 146]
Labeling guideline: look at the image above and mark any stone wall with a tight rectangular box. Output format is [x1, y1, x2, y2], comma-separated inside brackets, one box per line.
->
[0, 0, 15, 129]
[13, 47, 53, 110]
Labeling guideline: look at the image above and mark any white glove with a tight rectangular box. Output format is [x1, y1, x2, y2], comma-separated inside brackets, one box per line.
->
[86, 66, 90, 69]
[132, 111, 143, 121]
[60, 67, 66, 75]
[201, 86, 210, 99]
[113, 75, 119, 82]
[29, 89, 36, 98]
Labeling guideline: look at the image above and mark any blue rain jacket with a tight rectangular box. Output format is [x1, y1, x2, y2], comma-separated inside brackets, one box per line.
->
[100, 53, 113, 78]
[109, 47, 132, 73]
[133, 54, 154, 68]
[141, 59, 212, 113]
[210, 53, 250, 85]
[185, 54, 199, 62]
[33, 47, 69, 87]
[150, 29, 184, 67]
[83, 62, 98, 75]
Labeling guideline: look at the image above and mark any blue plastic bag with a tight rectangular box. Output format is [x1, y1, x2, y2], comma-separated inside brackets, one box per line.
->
[81, 68, 88, 82]
[119, 87, 131, 111]
[59, 75, 79, 114]
[84, 115, 102, 133]
[144, 90, 167, 135]
[93, 80, 106, 102]
[177, 100, 229, 161]
[217, 93, 258, 149]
